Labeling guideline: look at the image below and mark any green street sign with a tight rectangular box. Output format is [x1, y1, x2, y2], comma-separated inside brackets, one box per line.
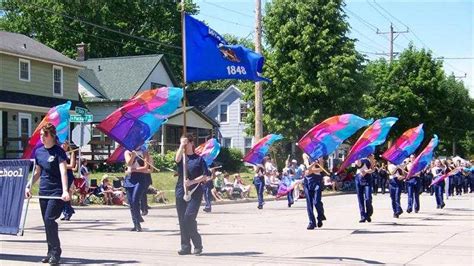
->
[70, 114, 93, 123]
[75, 107, 88, 115]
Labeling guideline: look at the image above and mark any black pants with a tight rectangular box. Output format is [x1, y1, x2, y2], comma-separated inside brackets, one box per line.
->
[39, 198, 65, 257]
[140, 175, 152, 213]
[125, 181, 147, 225]
[176, 188, 203, 251]
[380, 177, 387, 194]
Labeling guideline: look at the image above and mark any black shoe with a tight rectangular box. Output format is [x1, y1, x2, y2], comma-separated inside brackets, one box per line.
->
[142, 209, 148, 216]
[321, 215, 327, 221]
[60, 216, 66, 221]
[359, 219, 366, 223]
[203, 208, 211, 213]
[366, 217, 372, 223]
[49, 256, 60, 265]
[41, 256, 50, 263]
[393, 214, 399, 218]
[257, 205, 263, 209]
[415, 209, 419, 213]
[436, 205, 441, 209]
[288, 203, 292, 207]
[193, 248, 203, 256]
[407, 209, 412, 214]
[441, 203, 445, 209]
[307, 224, 315, 230]
[178, 249, 191, 255]
[317, 220, 323, 228]
[139, 216, 144, 223]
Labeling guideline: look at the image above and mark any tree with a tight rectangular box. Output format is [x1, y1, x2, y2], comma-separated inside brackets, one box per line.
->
[261, 0, 365, 142]
[0, 0, 197, 79]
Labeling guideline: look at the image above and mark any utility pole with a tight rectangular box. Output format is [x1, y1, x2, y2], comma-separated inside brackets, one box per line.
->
[254, 0, 263, 141]
[377, 23, 409, 63]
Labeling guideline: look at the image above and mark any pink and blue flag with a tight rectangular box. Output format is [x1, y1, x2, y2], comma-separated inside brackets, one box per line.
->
[106, 145, 126, 164]
[297, 114, 373, 161]
[382, 124, 424, 165]
[195, 138, 221, 166]
[243, 134, 283, 165]
[22, 101, 71, 159]
[97, 87, 183, 151]
[338, 117, 398, 172]
[407, 135, 439, 179]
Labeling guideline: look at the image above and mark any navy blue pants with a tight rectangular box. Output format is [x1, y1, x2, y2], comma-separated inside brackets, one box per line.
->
[125, 175, 147, 225]
[62, 176, 75, 217]
[389, 178, 402, 215]
[287, 188, 294, 205]
[203, 181, 213, 211]
[253, 176, 265, 207]
[39, 198, 65, 257]
[448, 176, 454, 196]
[139, 175, 152, 213]
[407, 177, 420, 212]
[304, 177, 325, 226]
[176, 188, 203, 251]
[434, 181, 445, 207]
[355, 175, 373, 220]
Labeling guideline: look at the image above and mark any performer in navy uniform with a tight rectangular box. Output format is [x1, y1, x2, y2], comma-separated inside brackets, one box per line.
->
[25, 123, 71, 265]
[431, 159, 445, 209]
[124, 145, 152, 232]
[387, 162, 403, 218]
[253, 163, 266, 209]
[354, 155, 375, 223]
[175, 134, 209, 255]
[406, 155, 421, 213]
[60, 141, 76, 221]
[303, 153, 326, 230]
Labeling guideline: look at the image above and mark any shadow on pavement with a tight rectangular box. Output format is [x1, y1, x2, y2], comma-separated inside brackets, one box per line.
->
[0, 253, 138, 264]
[294, 256, 383, 264]
[201, 251, 263, 257]
[351, 229, 406, 234]
[373, 222, 431, 227]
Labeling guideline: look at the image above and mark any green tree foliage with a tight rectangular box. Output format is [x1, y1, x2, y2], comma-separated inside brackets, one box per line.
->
[0, 0, 197, 79]
[216, 147, 244, 173]
[363, 45, 474, 156]
[262, 0, 365, 142]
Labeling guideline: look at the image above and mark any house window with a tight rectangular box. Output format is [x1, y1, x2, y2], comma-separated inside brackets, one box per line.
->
[218, 103, 228, 123]
[0, 111, 2, 146]
[151, 82, 165, 89]
[197, 128, 209, 145]
[19, 59, 30, 81]
[222, 137, 232, 148]
[53, 66, 63, 96]
[244, 137, 253, 155]
[18, 113, 31, 149]
[240, 101, 248, 123]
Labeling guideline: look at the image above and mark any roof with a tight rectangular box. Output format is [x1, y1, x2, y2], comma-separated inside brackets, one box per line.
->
[187, 89, 225, 110]
[79, 54, 177, 100]
[0, 31, 84, 68]
[168, 106, 219, 127]
[0, 90, 87, 109]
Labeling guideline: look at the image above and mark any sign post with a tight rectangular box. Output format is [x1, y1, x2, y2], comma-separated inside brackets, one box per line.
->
[71, 109, 93, 176]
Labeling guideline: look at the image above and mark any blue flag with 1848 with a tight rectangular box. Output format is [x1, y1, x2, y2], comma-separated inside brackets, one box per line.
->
[185, 14, 270, 83]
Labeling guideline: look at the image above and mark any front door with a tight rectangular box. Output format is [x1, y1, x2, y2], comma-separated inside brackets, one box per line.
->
[18, 113, 31, 150]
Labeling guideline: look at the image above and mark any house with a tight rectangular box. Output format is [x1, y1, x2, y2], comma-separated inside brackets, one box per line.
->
[78, 46, 218, 158]
[0, 31, 85, 158]
[187, 85, 254, 155]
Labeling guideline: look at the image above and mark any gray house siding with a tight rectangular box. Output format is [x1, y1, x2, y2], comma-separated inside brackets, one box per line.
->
[206, 89, 251, 154]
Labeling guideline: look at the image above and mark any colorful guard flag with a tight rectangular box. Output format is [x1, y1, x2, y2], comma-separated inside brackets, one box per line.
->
[185, 14, 270, 83]
[195, 138, 221, 167]
[97, 87, 183, 151]
[297, 114, 373, 161]
[338, 117, 398, 173]
[406, 135, 439, 179]
[22, 101, 71, 159]
[243, 134, 283, 165]
[106, 145, 127, 164]
[382, 124, 424, 165]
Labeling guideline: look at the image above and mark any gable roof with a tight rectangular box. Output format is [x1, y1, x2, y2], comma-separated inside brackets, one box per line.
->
[0, 31, 84, 69]
[187, 89, 225, 110]
[79, 54, 177, 100]
[202, 85, 243, 113]
[167, 106, 219, 127]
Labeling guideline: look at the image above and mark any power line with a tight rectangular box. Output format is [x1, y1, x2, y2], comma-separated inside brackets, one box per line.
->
[201, 0, 254, 18]
[199, 12, 254, 29]
[372, 0, 409, 30]
[350, 27, 388, 51]
[366, 0, 393, 25]
[22, 2, 182, 50]
[344, 8, 379, 32]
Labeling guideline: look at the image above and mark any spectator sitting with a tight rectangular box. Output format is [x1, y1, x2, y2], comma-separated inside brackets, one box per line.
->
[266, 173, 280, 196]
[323, 175, 335, 191]
[97, 175, 126, 205]
[233, 174, 251, 198]
[222, 173, 234, 199]
[212, 171, 224, 201]
[147, 186, 168, 204]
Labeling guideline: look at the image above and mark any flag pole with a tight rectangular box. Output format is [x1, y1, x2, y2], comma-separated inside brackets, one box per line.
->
[180, 0, 188, 197]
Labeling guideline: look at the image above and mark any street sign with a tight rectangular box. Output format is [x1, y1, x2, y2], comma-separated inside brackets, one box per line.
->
[72, 124, 91, 147]
[70, 114, 93, 123]
[75, 107, 88, 115]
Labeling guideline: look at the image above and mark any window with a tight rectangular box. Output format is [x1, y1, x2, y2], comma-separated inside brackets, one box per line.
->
[240, 101, 248, 123]
[222, 138, 232, 148]
[19, 59, 30, 81]
[197, 128, 210, 145]
[18, 113, 31, 149]
[244, 137, 253, 155]
[53, 66, 63, 96]
[151, 82, 165, 89]
[0, 111, 2, 146]
[218, 103, 228, 123]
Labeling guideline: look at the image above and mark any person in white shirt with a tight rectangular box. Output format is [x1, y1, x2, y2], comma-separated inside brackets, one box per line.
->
[387, 162, 404, 218]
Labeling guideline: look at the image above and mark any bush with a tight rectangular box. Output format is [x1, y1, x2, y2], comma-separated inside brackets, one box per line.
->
[216, 147, 244, 172]
[150, 150, 177, 170]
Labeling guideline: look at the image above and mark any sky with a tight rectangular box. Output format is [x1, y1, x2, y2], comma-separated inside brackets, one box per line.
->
[194, 0, 474, 97]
